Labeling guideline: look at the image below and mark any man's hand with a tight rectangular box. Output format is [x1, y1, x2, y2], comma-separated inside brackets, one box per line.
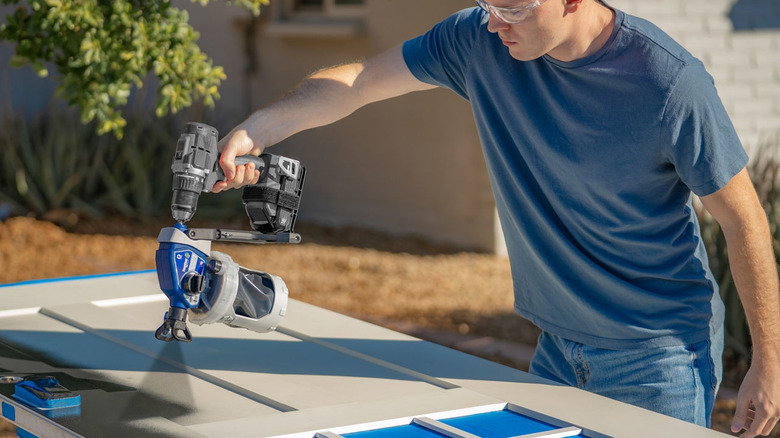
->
[213, 121, 263, 193]
[732, 359, 780, 437]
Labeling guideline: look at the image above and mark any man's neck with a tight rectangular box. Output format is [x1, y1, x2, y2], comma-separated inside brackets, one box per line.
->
[548, 1, 616, 62]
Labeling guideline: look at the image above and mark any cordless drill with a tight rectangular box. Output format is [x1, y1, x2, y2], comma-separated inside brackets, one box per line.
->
[155, 122, 305, 342]
[171, 122, 304, 232]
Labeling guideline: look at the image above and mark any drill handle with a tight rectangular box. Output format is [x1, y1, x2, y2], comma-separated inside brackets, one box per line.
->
[215, 154, 267, 182]
[234, 154, 266, 169]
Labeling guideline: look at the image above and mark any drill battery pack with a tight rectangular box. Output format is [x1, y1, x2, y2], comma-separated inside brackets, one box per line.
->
[241, 154, 305, 234]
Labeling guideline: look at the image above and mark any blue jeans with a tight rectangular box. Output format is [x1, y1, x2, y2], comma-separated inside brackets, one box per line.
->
[528, 326, 724, 427]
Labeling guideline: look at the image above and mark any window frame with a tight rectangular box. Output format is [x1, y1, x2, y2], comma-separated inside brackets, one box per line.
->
[285, 0, 365, 20]
[266, 0, 367, 38]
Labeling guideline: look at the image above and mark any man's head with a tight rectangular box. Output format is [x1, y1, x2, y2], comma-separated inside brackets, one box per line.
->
[476, 0, 614, 62]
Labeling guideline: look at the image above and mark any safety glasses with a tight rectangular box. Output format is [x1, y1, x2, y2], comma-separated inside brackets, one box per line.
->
[475, 0, 546, 24]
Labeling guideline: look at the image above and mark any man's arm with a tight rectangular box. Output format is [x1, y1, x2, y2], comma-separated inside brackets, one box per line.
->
[213, 44, 436, 192]
[700, 167, 780, 438]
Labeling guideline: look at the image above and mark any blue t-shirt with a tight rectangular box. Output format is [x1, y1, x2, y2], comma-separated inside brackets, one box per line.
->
[403, 8, 748, 349]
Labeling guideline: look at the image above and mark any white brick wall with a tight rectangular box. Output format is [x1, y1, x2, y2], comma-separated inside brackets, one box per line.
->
[610, 0, 780, 151]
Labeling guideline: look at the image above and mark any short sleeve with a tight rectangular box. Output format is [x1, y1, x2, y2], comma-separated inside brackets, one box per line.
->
[402, 8, 484, 100]
[663, 62, 748, 196]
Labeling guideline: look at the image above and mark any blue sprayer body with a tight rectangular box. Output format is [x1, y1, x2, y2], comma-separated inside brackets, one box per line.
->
[155, 224, 207, 310]
[154, 223, 210, 342]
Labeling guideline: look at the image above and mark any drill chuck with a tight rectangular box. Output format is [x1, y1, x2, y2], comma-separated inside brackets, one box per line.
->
[171, 174, 204, 223]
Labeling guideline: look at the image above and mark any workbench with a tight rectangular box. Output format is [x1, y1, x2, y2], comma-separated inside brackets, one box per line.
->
[0, 272, 728, 437]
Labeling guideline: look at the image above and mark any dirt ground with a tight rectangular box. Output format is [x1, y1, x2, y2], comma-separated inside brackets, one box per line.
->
[0, 216, 764, 436]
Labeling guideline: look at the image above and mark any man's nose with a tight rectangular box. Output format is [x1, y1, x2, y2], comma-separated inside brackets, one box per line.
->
[486, 12, 510, 33]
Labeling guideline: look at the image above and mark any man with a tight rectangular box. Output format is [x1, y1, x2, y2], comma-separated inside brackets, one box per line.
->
[214, 0, 780, 435]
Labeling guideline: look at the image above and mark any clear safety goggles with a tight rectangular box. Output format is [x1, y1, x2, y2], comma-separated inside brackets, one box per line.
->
[475, 0, 546, 24]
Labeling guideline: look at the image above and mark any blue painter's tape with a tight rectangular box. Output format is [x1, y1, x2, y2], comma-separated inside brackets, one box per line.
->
[344, 423, 441, 438]
[1, 401, 14, 421]
[0, 270, 155, 289]
[342, 409, 573, 438]
[442, 409, 557, 437]
[16, 427, 38, 438]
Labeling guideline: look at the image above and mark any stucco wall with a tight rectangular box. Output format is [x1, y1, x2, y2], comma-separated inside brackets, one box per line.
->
[186, 0, 496, 251]
[0, 1, 496, 252]
[3, 0, 776, 252]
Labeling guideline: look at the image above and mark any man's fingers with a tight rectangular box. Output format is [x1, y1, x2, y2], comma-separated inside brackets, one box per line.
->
[250, 165, 260, 184]
[734, 396, 752, 433]
[241, 162, 260, 185]
[212, 163, 260, 193]
[218, 126, 261, 185]
[736, 407, 780, 438]
[229, 163, 256, 188]
[219, 149, 238, 182]
[742, 413, 767, 438]
[753, 399, 780, 437]
[761, 416, 778, 436]
[212, 181, 228, 193]
[229, 163, 247, 189]
[215, 126, 262, 192]
[737, 416, 756, 438]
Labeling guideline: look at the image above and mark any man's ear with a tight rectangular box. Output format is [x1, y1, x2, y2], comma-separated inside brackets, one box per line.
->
[564, 0, 584, 13]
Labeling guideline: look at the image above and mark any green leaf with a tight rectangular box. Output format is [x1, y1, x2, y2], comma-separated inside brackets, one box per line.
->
[9, 55, 29, 67]
[1, 0, 259, 138]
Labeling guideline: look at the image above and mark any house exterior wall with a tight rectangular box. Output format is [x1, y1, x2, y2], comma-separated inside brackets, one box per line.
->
[2, 1, 777, 253]
[185, 0, 496, 252]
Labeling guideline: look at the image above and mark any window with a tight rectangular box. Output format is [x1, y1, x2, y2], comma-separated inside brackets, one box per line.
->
[295, 0, 365, 15]
[283, 0, 365, 20]
[268, 0, 366, 37]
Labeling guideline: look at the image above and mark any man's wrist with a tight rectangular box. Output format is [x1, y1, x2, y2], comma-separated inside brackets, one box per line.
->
[750, 338, 780, 364]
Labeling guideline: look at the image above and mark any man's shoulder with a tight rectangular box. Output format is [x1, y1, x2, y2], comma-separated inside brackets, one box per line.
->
[617, 11, 699, 67]
[432, 7, 486, 40]
[402, 7, 488, 97]
[608, 9, 711, 96]
[445, 7, 484, 26]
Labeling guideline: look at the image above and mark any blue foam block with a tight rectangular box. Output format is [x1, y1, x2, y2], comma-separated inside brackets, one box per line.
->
[13, 376, 81, 410]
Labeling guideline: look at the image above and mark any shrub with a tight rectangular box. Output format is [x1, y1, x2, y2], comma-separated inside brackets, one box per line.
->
[0, 0, 266, 138]
[0, 107, 241, 222]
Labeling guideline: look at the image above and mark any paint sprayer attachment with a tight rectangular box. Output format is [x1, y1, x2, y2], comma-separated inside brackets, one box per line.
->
[154, 122, 305, 342]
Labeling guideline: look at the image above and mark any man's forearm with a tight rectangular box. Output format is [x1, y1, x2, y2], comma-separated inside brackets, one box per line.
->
[702, 169, 780, 358]
[721, 203, 780, 436]
[214, 44, 435, 190]
[244, 64, 374, 148]
[239, 44, 435, 150]
[724, 214, 780, 362]
[702, 169, 780, 436]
